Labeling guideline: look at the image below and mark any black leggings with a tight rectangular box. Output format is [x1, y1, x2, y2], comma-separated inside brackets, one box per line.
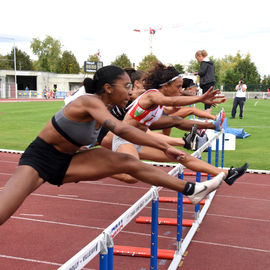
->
[200, 82, 215, 110]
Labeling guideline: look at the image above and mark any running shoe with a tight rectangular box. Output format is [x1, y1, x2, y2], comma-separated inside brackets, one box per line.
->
[213, 108, 225, 131]
[188, 172, 225, 205]
[183, 124, 197, 150]
[224, 163, 249, 185]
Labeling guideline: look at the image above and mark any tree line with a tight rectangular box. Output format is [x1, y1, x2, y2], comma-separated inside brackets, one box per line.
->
[1, 35, 269, 91]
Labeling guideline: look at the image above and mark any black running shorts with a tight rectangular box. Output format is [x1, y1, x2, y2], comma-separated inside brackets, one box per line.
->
[19, 136, 74, 186]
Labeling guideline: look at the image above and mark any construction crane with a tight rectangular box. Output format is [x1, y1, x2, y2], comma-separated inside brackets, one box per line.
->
[133, 27, 162, 55]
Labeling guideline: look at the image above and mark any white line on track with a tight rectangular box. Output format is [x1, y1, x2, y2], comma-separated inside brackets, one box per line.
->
[32, 193, 135, 207]
[11, 216, 106, 230]
[57, 194, 79, 198]
[191, 240, 270, 253]
[0, 254, 62, 267]
[20, 213, 44, 217]
[217, 194, 270, 202]
[0, 160, 18, 164]
[206, 213, 270, 223]
[0, 172, 13, 176]
[82, 181, 151, 191]
[0, 254, 94, 269]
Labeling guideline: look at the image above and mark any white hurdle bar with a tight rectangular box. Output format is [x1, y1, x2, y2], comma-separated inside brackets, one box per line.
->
[58, 186, 163, 270]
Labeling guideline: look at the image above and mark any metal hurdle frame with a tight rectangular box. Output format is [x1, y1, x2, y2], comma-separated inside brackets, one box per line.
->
[168, 130, 225, 269]
[57, 130, 225, 270]
[58, 186, 162, 270]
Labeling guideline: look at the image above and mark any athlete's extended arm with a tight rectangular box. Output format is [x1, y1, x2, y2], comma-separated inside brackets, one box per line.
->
[150, 88, 226, 107]
[84, 97, 185, 161]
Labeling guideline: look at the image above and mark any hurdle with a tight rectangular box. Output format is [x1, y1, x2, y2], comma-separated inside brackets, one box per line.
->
[134, 132, 225, 228]
[168, 131, 225, 269]
[58, 130, 225, 270]
[113, 131, 225, 265]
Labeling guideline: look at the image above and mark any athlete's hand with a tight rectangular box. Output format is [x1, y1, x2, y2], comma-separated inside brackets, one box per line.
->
[200, 87, 226, 105]
[165, 146, 186, 162]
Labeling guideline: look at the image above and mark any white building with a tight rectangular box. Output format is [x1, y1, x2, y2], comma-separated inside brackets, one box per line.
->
[0, 70, 91, 99]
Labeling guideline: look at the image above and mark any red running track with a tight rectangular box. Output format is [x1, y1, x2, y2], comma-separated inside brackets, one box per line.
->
[0, 152, 269, 270]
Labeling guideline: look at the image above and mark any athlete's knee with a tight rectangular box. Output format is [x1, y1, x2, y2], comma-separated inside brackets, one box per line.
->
[114, 153, 140, 183]
[114, 152, 137, 167]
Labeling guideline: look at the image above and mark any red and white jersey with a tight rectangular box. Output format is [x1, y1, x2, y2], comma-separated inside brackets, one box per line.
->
[127, 89, 163, 126]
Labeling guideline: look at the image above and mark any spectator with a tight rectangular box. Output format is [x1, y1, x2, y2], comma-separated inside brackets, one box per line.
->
[194, 50, 215, 113]
[231, 79, 247, 119]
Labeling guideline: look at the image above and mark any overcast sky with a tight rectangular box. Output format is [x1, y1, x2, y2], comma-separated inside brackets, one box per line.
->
[1, 0, 269, 76]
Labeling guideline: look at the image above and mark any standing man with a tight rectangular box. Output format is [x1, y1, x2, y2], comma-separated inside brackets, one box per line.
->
[231, 79, 247, 119]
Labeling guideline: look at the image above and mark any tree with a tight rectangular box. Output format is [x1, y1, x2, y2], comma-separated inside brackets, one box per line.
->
[31, 35, 62, 72]
[57, 50, 80, 74]
[223, 52, 260, 91]
[88, 53, 100, 62]
[261, 75, 270, 91]
[111, 53, 132, 68]
[214, 55, 235, 88]
[137, 54, 159, 71]
[0, 53, 11, 70]
[174, 64, 185, 74]
[187, 59, 200, 73]
[7, 47, 33, 71]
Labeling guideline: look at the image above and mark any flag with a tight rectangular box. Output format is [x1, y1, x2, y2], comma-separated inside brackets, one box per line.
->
[150, 28, 156, 34]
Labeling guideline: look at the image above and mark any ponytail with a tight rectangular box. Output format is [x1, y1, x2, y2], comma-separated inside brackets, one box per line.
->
[83, 78, 95, 93]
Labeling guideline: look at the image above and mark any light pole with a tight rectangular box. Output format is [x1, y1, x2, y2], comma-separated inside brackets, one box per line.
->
[0, 37, 17, 98]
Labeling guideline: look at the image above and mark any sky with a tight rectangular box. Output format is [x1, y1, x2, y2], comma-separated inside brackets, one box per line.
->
[0, 0, 269, 76]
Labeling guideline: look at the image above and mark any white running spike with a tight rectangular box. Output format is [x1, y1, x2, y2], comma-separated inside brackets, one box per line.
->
[188, 172, 226, 205]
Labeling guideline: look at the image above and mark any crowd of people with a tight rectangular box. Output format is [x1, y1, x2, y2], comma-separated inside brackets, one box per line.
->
[42, 87, 57, 99]
[0, 51, 249, 226]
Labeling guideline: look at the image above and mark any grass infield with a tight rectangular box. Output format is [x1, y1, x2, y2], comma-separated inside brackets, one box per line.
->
[0, 99, 269, 170]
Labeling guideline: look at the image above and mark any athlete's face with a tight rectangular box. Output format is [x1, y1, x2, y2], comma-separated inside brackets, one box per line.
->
[165, 77, 183, 96]
[110, 73, 132, 108]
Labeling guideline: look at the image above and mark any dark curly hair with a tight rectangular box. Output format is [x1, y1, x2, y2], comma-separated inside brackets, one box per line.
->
[144, 62, 180, 90]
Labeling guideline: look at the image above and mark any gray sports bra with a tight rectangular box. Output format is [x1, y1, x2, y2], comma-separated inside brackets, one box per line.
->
[52, 109, 101, 147]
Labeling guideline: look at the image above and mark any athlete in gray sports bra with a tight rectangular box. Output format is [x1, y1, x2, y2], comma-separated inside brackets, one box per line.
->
[52, 108, 101, 147]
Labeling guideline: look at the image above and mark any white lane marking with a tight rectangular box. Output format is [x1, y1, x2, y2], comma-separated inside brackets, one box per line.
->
[192, 240, 270, 253]
[57, 194, 78, 198]
[0, 254, 94, 269]
[20, 214, 44, 217]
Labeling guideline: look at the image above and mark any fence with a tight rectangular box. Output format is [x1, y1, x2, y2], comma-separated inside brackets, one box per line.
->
[12, 90, 67, 99]
[58, 130, 225, 270]
[223, 91, 270, 99]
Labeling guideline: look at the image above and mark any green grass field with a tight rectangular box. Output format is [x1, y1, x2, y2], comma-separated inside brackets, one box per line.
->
[0, 99, 269, 170]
